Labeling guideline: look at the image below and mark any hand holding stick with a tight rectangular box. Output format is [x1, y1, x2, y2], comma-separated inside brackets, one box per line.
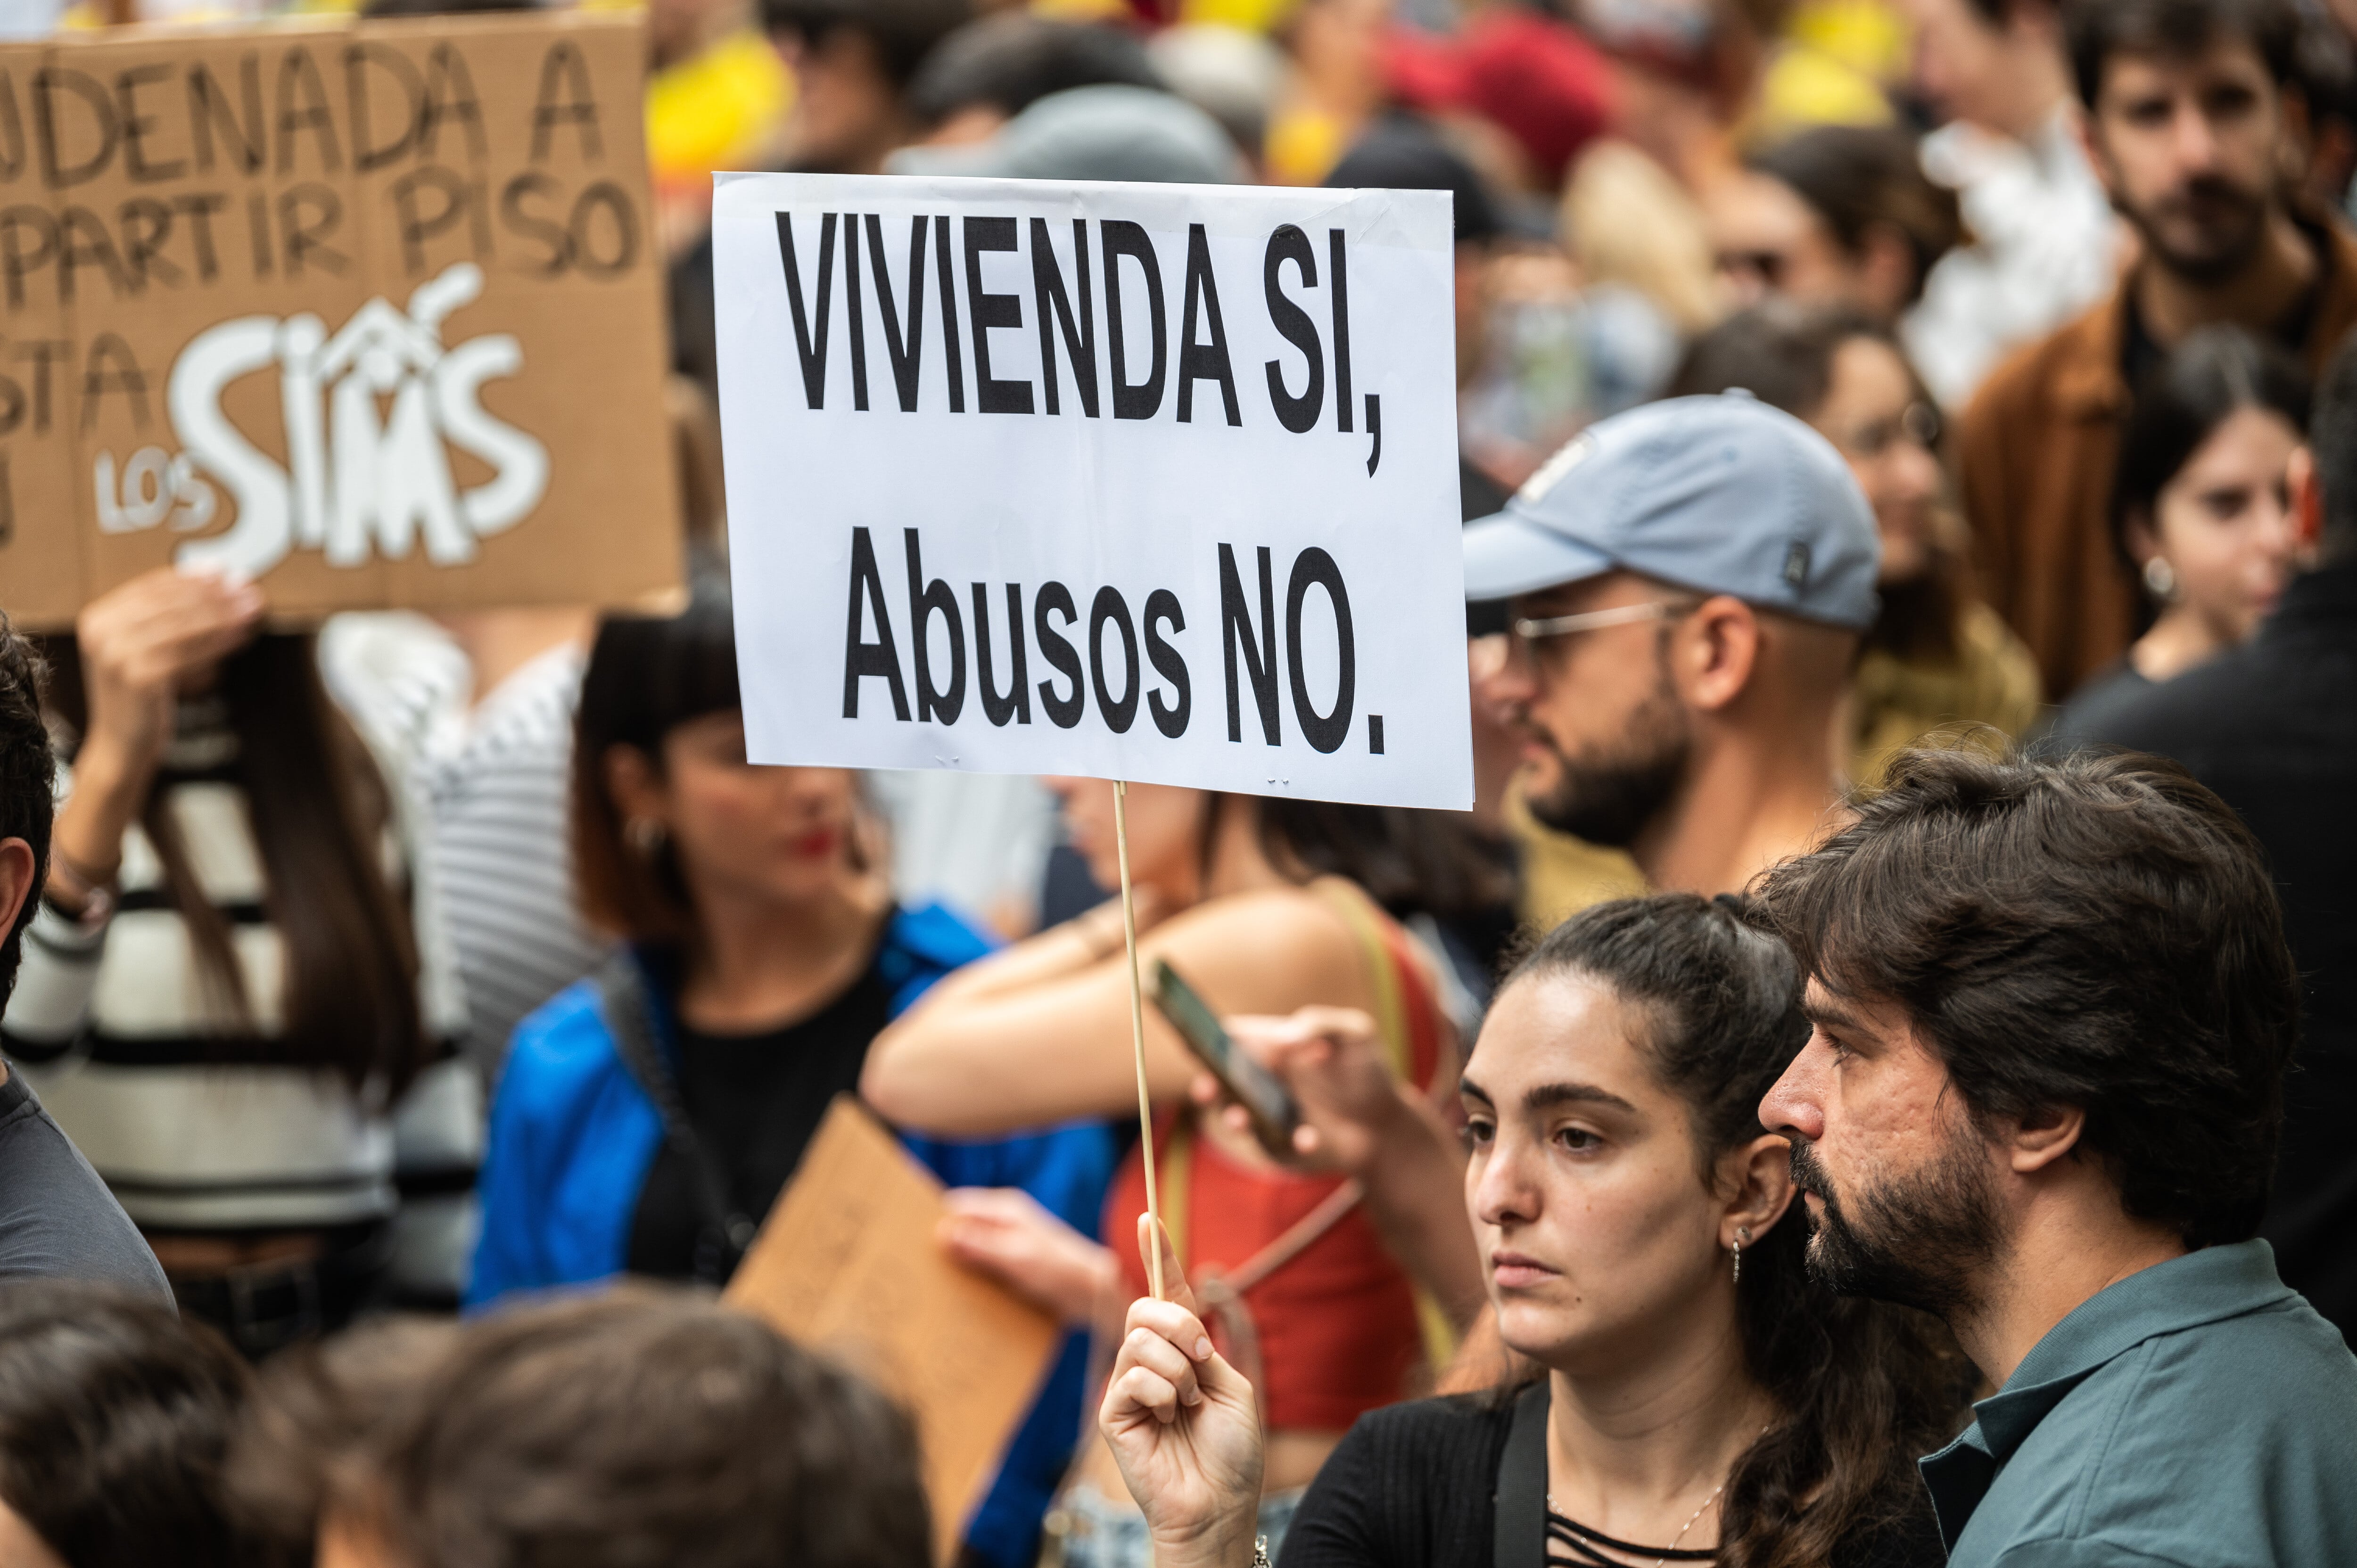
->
[1099, 1215, 1266, 1568]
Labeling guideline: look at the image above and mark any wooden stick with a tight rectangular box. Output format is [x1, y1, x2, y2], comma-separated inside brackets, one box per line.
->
[1113, 779, 1163, 1301]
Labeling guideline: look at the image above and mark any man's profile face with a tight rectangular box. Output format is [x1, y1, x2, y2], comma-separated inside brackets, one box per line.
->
[2089, 41, 2290, 284]
[1758, 979, 2003, 1317]
[1475, 572, 1692, 849]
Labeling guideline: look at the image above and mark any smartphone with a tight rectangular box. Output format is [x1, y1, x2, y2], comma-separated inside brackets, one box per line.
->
[1151, 959, 1301, 1157]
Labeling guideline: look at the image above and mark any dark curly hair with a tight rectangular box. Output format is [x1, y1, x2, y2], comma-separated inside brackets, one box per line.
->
[1507, 894, 1966, 1568]
[1754, 746, 2299, 1249]
[232, 1286, 930, 1568]
[0, 616, 53, 1003]
[0, 1281, 262, 1568]
[2064, 0, 2301, 108]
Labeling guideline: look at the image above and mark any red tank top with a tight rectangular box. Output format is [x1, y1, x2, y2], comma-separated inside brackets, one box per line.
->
[1104, 882, 1451, 1433]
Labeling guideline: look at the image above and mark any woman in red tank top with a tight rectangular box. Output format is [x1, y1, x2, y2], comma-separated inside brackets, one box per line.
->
[863, 783, 1508, 1566]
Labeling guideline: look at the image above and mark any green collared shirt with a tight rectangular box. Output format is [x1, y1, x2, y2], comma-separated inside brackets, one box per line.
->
[1921, 1240, 2357, 1567]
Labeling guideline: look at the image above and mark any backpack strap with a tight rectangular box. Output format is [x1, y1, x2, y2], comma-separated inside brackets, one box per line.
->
[1494, 1379, 1550, 1568]
[594, 952, 754, 1286]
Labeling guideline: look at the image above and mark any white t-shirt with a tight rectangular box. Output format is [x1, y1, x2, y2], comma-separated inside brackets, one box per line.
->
[1903, 106, 2125, 410]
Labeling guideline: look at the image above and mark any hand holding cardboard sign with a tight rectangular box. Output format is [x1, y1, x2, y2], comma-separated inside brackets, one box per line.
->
[49, 568, 263, 892]
[1099, 1215, 1265, 1568]
[937, 1186, 1120, 1331]
[0, 13, 682, 625]
[723, 1098, 1060, 1563]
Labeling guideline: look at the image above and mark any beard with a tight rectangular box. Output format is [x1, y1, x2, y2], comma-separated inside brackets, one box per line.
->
[1520, 666, 1690, 849]
[2119, 173, 2273, 286]
[1788, 1128, 2002, 1320]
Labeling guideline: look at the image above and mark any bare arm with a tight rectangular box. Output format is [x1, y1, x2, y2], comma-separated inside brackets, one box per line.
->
[913, 896, 1148, 1010]
[52, 570, 262, 888]
[7, 571, 262, 1051]
[862, 888, 1368, 1136]
[1353, 1093, 1486, 1331]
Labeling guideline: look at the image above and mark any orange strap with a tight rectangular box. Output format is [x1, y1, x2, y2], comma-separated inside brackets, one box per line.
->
[1160, 1121, 1364, 1292]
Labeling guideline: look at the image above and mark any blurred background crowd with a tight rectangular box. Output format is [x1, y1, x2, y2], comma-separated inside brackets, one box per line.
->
[3, 0, 2357, 1564]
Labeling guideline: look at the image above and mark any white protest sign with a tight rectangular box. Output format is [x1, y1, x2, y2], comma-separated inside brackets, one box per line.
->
[713, 173, 1471, 811]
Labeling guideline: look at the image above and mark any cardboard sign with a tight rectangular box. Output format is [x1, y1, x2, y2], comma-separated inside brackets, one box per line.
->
[0, 10, 680, 626]
[723, 1096, 1062, 1563]
[715, 173, 1472, 811]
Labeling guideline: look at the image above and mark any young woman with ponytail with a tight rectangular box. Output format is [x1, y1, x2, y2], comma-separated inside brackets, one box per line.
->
[1100, 893, 1964, 1568]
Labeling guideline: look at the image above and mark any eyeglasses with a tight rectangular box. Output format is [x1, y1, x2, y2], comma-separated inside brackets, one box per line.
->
[1837, 401, 1943, 460]
[1511, 599, 1696, 646]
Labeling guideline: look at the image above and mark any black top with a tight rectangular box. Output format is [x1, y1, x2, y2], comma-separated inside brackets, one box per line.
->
[624, 961, 893, 1280]
[2118, 216, 2331, 393]
[2065, 559, 2357, 1345]
[0, 1070, 173, 1304]
[2044, 657, 2155, 747]
[1547, 1509, 1712, 1567]
[1278, 1393, 1946, 1568]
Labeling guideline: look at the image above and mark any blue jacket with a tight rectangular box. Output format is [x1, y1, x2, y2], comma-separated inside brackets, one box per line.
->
[468, 904, 1118, 1568]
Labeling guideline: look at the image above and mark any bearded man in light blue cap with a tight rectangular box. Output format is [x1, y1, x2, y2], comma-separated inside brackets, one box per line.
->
[1464, 391, 1882, 895]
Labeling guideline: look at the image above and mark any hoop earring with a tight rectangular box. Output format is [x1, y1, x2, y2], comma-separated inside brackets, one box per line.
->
[626, 817, 668, 856]
[1731, 1225, 1751, 1286]
[2143, 556, 2178, 600]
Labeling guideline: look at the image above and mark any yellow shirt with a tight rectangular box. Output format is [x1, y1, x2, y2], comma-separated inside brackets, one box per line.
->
[1506, 789, 1647, 935]
[645, 29, 793, 194]
[1851, 602, 2044, 790]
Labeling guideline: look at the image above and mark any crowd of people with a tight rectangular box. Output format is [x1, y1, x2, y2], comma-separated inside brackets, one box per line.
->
[1, 0, 2357, 1564]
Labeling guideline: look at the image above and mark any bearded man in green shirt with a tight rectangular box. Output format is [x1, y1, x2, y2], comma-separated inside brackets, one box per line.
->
[1754, 741, 2357, 1568]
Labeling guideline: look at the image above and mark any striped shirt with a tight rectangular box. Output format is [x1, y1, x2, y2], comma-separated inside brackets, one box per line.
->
[319, 616, 606, 1081]
[0, 702, 479, 1289]
[430, 646, 607, 1071]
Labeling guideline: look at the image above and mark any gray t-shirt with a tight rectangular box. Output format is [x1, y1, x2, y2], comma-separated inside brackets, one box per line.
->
[0, 1067, 171, 1304]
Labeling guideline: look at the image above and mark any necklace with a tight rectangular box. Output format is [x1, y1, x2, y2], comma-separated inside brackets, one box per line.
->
[1543, 1483, 1723, 1568]
[1542, 1413, 1772, 1568]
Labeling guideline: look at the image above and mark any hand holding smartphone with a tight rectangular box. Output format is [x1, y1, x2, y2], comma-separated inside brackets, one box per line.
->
[1149, 960, 1301, 1158]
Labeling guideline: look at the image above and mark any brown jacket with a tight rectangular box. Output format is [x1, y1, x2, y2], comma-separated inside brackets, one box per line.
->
[1956, 222, 2357, 699]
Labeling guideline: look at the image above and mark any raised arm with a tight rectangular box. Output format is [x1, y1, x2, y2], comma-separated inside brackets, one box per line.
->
[5, 570, 261, 1058]
[862, 887, 1368, 1137]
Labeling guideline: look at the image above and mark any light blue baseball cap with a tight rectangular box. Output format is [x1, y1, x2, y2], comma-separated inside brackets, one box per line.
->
[1462, 392, 1882, 631]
